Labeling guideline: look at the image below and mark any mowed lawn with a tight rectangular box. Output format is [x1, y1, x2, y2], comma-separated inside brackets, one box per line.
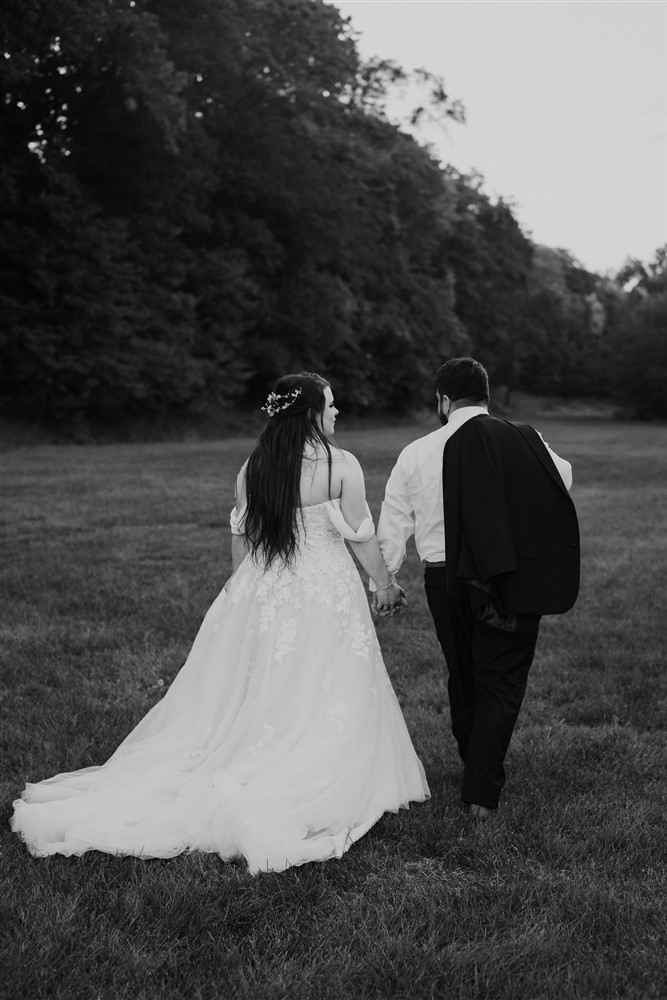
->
[1, 417, 666, 1000]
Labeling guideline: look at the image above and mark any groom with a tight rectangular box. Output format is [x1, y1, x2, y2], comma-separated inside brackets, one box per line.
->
[376, 357, 579, 820]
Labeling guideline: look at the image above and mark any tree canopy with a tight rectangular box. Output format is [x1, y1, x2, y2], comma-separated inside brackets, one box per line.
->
[1, 0, 661, 424]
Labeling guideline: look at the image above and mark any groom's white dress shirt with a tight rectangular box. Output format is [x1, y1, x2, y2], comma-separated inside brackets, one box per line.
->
[376, 406, 573, 580]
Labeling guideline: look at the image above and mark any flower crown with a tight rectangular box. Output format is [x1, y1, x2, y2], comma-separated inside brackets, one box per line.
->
[261, 387, 303, 417]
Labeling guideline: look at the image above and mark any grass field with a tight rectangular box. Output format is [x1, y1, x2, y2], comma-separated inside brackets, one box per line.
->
[1, 417, 666, 1000]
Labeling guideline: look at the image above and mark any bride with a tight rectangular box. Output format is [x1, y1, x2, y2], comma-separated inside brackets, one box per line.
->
[11, 372, 429, 874]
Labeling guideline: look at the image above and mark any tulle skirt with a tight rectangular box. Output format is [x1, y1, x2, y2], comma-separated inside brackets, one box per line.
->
[11, 511, 429, 873]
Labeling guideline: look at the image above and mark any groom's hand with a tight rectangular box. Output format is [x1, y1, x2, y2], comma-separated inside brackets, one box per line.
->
[372, 584, 408, 618]
[393, 586, 409, 614]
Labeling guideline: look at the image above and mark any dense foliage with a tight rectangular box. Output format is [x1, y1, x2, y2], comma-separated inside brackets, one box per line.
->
[607, 248, 667, 418]
[1, 0, 663, 422]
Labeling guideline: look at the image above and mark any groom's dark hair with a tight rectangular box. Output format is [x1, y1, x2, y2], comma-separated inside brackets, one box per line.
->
[435, 357, 490, 405]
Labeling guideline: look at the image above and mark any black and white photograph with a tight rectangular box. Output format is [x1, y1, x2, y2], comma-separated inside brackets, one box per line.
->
[2, 1, 665, 998]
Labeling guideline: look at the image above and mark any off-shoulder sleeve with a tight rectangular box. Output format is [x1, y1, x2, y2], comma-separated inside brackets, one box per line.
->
[324, 499, 375, 542]
[229, 504, 247, 535]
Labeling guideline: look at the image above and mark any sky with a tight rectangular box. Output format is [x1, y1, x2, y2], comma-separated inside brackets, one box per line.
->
[330, 0, 667, 276]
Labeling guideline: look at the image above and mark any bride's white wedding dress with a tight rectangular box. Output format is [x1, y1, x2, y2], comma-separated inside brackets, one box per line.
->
[11, 500, 429, 873]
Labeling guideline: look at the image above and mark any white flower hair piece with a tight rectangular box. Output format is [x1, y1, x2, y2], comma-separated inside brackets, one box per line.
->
[261, 387, 303, 417]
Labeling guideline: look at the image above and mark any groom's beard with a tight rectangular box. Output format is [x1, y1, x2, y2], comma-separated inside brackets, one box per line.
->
[438, 405, 449, 426]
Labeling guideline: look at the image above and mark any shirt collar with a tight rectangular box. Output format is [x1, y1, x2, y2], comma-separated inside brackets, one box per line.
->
[446, 405, 489, 430]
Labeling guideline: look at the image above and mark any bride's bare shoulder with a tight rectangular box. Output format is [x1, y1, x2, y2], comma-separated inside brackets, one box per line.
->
[331, 447, 360, 465]
[305, 444, 357, 466]
[331, 449, 364, 483]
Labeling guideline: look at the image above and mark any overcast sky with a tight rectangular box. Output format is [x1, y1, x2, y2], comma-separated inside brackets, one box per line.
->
[330, 0, 666, 275]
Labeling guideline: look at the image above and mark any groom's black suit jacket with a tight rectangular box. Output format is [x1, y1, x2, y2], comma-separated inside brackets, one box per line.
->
[443, 414, 580, 616]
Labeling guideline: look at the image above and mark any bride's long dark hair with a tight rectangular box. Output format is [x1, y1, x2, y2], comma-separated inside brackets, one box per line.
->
[244, 372, 335, 569]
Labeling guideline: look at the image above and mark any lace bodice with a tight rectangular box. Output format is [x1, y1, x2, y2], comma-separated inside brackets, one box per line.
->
[296, 501, 364, 551]
[230, 498, 374, 548]
[297, 501, 346, 546]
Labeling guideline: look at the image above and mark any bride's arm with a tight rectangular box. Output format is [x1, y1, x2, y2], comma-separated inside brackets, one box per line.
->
[231, 534, 249, 573]
[338, 452, 403, 611]
[227, 462, 250, 584]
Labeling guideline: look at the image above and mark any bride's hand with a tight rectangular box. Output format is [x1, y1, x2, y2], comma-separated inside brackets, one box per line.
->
[373, 581, 404, 617]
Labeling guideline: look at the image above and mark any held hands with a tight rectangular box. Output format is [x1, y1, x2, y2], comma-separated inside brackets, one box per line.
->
[372, 581, 409, 618]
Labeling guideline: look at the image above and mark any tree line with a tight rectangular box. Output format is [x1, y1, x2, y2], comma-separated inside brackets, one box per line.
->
[1, 0, 665, 425]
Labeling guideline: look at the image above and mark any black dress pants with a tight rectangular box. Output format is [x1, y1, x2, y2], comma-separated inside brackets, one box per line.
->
[424, 566, 540, 809]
